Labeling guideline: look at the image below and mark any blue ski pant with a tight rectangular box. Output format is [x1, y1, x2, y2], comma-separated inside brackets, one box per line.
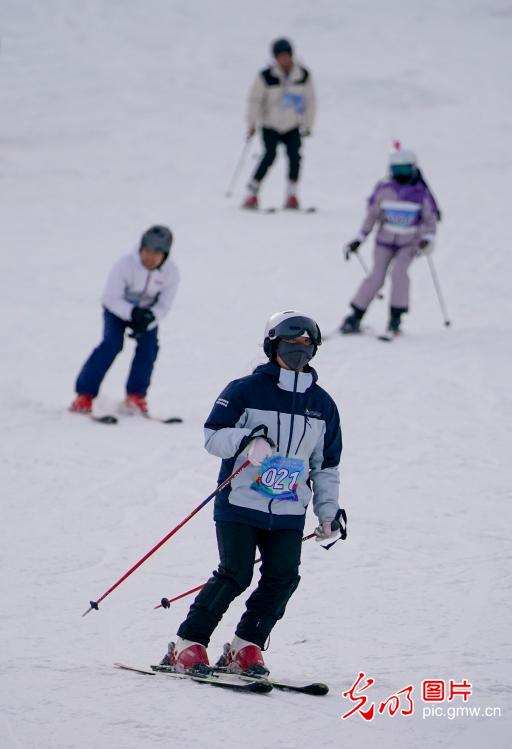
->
[75, 309, 159, 397]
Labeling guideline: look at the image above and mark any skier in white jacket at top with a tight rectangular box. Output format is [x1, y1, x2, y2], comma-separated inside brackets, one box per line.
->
[242, 38, 316, 211]
[69, 226, 179, 416]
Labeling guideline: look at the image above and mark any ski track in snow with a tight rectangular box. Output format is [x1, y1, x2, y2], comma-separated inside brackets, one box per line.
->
[1, 1, 511, 748]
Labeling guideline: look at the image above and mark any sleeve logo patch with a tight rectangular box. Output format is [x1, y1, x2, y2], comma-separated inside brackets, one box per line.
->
[216, 398, 229, 407]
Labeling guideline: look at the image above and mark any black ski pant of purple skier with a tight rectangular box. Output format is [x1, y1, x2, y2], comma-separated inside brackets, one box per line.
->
[253, 127, 302, 183]
[177, 521, 302, 649]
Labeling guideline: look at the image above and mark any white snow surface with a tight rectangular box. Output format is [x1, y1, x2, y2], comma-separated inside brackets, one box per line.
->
[1, 1, 511, 747]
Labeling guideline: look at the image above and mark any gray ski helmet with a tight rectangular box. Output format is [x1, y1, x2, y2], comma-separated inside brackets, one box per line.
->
[140, 225, 173, 255]
[272, 38, 293, 57]
[263, 310, 322, 359]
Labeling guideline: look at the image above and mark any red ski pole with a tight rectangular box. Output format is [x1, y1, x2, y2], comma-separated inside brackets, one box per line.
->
[82, 459, 251, 616]
[155, 531, 317, 610]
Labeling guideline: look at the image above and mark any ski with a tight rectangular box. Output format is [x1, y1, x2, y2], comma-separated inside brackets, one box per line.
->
[91, 414, 118, 424]
[69, 411, 118, 424]
[264, 206, 317, 214]
[114, 663, 272, 694]
[377, 330, 401, 342]
[146, 415, 183, 424]
[74, 413, 182, 425]
[211, 667, 328, 696]
[323, 325, 374, 342]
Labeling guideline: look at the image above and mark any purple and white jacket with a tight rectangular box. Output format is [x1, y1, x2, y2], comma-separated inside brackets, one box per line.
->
[356, 178, 439, 251]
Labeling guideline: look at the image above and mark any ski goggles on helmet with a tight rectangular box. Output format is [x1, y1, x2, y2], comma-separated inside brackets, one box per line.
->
[390, 164, 415, 179]
[268, 316, 322, 346]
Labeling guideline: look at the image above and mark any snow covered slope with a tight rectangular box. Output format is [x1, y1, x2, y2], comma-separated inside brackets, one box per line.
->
[1, 1, 511, 747]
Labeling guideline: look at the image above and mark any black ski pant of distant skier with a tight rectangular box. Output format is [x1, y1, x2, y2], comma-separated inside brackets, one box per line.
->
[253, 127, 302, 183]
[75, 309, 159, 397]
[177, 521, 302, 649]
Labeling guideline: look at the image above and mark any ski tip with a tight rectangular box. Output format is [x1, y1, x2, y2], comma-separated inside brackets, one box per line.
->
[93, 415, 118, 424]
[304, 682, 329, 696]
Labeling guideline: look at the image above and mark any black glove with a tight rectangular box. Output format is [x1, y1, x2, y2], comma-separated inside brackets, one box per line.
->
[130, 307, 155, 336]
[344, 240, 361, 261]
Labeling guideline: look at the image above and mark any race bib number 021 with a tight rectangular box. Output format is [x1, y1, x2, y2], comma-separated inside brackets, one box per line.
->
[251, 455, 304, 502]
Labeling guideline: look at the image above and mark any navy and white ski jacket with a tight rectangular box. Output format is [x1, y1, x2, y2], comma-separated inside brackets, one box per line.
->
[204, 362, 342, 531]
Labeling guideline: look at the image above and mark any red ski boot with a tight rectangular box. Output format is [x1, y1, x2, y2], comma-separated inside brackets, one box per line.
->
[69, 394, 93, 414]
[218, 636, 269, 676]
[122, 393, 148, 415]
[161, 639, 210, 674]
[284, 195, 299, 210]
[242, 194, 259, 210]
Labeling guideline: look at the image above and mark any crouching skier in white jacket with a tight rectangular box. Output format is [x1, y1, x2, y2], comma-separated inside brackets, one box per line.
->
[160, 311, 347, 675]
[70, 226, 179, 416]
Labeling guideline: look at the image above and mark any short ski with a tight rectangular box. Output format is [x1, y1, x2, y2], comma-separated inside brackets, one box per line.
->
[211, 667, 328, 696]
[91, 414, 118, 424]
[74, 413, 182, 425]
[265, 206, 317, 214]
[70, 412, 118, 425]
[146, 415, 183, 424]
[377, 330, 401, 342]
[114, 663, 272, 694]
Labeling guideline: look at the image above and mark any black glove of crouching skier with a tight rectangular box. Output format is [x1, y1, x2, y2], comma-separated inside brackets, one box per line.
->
[129, 307, 155, 338]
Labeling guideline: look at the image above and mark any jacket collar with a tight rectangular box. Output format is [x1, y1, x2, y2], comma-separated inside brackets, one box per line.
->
[270, 62, 303, 82]
[254, 361, 317, 392]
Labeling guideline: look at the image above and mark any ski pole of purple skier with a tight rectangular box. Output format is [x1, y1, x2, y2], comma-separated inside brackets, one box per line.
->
[82, 460, 252, 616]
[155, 532, 318, 610]
[355, 253, 384, 300]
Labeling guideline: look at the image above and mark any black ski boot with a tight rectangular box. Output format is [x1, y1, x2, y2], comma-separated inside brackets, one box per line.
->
[388, 306, 406, 334]
[340, 305, 365, 334]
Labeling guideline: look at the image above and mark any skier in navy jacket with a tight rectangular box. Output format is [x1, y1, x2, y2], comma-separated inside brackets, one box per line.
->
[161, 311, 346, 675]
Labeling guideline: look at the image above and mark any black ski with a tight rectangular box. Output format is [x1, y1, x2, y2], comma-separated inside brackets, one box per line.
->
[75, 413, 182, 425]
[114, 663, 272, 694]
[211, 667, 328, 696]
[146, 415, 183, 424]
[265, 206, 317, 214]
[91, 414, 118, 424]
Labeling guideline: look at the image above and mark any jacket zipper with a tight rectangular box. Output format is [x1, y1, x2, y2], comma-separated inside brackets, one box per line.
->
[294, 415, 310, 455]
[285, 371, 299, 457]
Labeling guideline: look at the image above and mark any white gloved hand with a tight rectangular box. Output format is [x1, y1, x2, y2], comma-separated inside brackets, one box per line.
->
[314, 520, 336, 541]
[314, 509, 348, 543]
[247, 437, 273, 466]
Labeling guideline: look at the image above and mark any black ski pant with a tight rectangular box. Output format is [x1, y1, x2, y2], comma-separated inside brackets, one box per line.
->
[253, 127, 302, 183]
[177, 521, 302, 650]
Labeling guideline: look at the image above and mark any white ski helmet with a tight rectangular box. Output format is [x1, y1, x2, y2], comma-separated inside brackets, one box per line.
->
[263, 310, 322, 359]
[389, 148, 417, 166]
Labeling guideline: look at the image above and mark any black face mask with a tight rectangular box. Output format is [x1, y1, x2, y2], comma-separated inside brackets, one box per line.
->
[276, 340, 315, 371]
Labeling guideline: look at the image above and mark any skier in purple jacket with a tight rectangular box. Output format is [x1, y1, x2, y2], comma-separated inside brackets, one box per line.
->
[340, 149, 440, 334]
